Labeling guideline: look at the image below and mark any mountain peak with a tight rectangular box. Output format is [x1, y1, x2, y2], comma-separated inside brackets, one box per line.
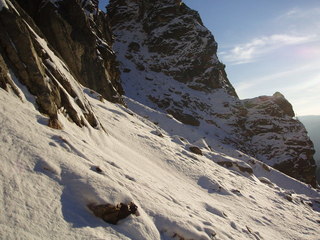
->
[108, 0, 237, 96]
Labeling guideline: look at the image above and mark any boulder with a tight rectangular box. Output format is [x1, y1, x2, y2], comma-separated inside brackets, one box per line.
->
[189, 146, 203, 155]
[88, 202, 139, 225]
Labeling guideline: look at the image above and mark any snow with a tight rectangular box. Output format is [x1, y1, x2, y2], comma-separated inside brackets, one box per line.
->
[1, 80, 320, 239]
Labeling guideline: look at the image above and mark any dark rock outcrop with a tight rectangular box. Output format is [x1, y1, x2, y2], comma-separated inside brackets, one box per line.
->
[189, 146, 203, 155]
[88, 202, 139, 224]
[108, 0, 236, 96]
[0, 0, 123, 129]
[243, 93, 317, 187]
[16, 0, 123, 102]
[0, 0, 98, 128]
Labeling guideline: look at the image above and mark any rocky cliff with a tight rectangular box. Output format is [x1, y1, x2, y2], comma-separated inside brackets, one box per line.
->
[16, 0, 123, 102]
[243, 92, 316, 186]
[0, 0, 122, 129]
[108, 0, 317, 187]
[108, 0, 247, 143]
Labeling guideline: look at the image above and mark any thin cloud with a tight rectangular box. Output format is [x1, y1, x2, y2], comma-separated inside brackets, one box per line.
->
[285, 76, 320, 116]
[278, 7, 320, 20]
[235, 61, 320, 94]
[220, 34, 316, 65]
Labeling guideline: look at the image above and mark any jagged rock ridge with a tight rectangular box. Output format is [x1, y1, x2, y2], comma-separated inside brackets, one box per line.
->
[108, 0, 236, 95]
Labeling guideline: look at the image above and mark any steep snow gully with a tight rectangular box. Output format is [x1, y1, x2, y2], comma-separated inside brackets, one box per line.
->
[1, 1, 320, 240]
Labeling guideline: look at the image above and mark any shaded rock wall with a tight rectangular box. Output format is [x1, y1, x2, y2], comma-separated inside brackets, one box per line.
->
[16, 0, 123, 103]
[0, 0, 126, 130]
[0, 0, 115, 128]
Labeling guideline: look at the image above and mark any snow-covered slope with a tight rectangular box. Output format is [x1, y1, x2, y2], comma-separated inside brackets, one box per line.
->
[1, 83, 320, 240]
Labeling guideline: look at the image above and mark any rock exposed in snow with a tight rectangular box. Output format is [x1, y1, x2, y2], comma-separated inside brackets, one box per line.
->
[88, 202, 139, 224]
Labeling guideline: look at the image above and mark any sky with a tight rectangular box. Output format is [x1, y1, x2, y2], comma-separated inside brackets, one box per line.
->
[99, 0, 320, 116]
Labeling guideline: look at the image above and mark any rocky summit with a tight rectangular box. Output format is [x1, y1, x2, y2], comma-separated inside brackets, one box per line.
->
[1, 1, 320, 239]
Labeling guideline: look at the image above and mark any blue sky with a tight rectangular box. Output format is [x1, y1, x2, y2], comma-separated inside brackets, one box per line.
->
[99, 0, 320, 116]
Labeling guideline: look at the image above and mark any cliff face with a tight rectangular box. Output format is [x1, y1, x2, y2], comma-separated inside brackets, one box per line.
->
[108, 0, 236, 96]
[108, 0, 317, 187]
[16, 0, 123, 102]
[0, 0, 123, 129]
[108, 0, 247, 147]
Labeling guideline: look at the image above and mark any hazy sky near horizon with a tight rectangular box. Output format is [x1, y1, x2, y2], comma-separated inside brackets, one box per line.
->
[99, 0, 320, 116]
